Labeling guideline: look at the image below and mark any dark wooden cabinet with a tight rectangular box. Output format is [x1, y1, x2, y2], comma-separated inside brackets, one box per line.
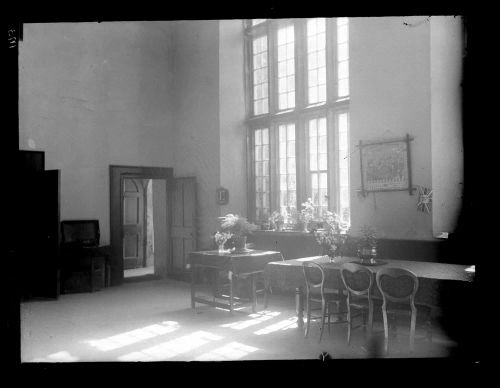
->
[16, 151, 61, 300]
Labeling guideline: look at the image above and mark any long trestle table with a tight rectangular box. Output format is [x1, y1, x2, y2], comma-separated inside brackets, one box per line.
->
[189, 249, 283, 313]
[263, 255, 475, 329]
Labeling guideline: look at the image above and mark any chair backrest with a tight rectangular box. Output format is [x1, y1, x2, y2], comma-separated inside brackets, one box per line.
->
[340, 262, 373, 298]
[302, 261, 326, 298]
[376, 267, 418, 305]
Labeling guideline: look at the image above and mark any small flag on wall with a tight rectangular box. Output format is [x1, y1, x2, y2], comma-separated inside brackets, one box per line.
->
[416, 186, 432, 213]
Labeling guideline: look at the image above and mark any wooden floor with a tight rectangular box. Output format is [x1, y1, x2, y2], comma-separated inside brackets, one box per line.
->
[21, 277, 468, 362]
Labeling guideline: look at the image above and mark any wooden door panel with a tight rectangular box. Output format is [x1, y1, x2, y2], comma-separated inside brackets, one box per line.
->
[124, 197, 139, 224]
[122, 178, 144, 269]
[169, 177, 197, 277]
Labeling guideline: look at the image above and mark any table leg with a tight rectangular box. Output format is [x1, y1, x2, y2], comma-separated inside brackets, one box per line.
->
[190, 264, 195, 309]
[264, 286, 270, 309]
[251, 274, 257, 313]
[229, 271, 234, 314]
[105, 263, 111, 287]
[296, 287, 304, 329]
[90, 259, 95, 292]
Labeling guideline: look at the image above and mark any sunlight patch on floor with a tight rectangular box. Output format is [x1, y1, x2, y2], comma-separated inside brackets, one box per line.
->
[253, 317, 299, 335]
[220, 311, 281, 330]
[83, 321, 179, 351]
[117, 330, 223, 361]
[30, 350, 79, 362]
[194, 341, 259, 361]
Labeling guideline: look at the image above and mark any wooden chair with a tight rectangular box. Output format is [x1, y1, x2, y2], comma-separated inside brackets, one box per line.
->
[375, 267, 433, 354]
[340, 262, 378, 345]
[302, 261, 346, 343]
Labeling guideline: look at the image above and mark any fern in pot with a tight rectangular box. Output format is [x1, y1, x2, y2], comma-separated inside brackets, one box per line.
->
[219, 214, 258, 252]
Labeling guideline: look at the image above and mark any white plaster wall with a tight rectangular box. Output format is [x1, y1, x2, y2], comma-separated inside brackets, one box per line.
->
[19, 22, 175, 244]
[430, 16, 464, 236]
[219, 20, 247, 218]
[349, 16, 433, 240]
[171, 20, 221, 249]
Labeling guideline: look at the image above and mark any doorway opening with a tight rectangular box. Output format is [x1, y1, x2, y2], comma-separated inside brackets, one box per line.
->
[109, 165, 173, 287]
[123, 179, 155, 280]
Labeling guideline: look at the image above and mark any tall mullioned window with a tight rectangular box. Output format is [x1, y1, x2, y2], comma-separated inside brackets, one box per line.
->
[246, 18, 350, 226]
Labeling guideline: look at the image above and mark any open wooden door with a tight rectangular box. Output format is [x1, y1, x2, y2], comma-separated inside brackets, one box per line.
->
[122, 178, 145, 270]
[169, 177, 197, 279]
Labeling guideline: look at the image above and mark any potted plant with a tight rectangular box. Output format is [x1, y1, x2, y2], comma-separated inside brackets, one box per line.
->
[358, 225, 377, 263]
[219, 214, 258, 252]
[299, 198, 315, 232]
[269, 211, 284, 231]
[313, 211, 350, 262]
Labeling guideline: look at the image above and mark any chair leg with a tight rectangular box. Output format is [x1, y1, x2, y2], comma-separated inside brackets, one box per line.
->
[409, 310, 417, 353]
[368, 302, 374, 340]
[264, 286, 270, 309]
[327, 303, 331, 335]
[382, 305, 389, 354]
[305, 297, 312, 338]
[251, 274, 257, 313]
[347, 304, 352, 345]
[319, 300, 327, 343]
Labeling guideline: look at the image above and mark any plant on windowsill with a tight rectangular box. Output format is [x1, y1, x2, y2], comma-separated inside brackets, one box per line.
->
[313, 211, 350, 262]
[357, 225, 377, 263]
[269, 211, 284, 231]
[299, 198, 315, 232]
[219, 213, 258, 253]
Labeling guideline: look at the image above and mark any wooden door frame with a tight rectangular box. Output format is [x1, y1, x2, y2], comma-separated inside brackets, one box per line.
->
[109, 165, 173, 286]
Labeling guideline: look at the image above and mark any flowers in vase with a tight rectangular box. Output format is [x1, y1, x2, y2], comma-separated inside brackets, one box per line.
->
[218, 214, 258, 237]
[269, 211, 284, 230]
[358, 225, 377, 260]
[313, 211, 350, 259]
[300, 198, 315, 226]
[214, 231, 233, 247]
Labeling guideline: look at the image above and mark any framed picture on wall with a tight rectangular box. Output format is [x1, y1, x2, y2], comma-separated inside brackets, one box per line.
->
[359, 134, 413, 196]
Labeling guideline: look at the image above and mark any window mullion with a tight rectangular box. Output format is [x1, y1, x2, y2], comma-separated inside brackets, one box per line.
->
[270, 122, 279, 214]
[297, 117, 307, 211]
[295, 19, 306, 111]
[268, 22, 277, 115]
[297, 116, 310, 210]
[247, 126, 256, 222]
[326, 18, 337, 103]
[327, 109, 338, 214]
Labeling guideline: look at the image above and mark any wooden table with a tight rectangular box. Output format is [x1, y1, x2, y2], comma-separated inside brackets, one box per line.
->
[189, 249, 283, 313]
[263, 256, 475, 329]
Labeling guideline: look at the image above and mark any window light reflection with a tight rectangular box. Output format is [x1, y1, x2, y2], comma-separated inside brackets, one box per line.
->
[30, 350, 79, 362]
[195, 341, 259, 361]
[221, 311, 280, 330]
[84, 321, 179, 351]
[253, 317, 299, 335]
[117, 331, 223, 361]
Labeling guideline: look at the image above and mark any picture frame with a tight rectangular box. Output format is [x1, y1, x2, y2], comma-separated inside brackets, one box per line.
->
[359, 134, 414, 196]
[216, 187, 229, 205]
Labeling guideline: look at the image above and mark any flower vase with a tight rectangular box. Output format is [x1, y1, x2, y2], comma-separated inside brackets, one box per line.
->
[218, 243, 226, 254]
